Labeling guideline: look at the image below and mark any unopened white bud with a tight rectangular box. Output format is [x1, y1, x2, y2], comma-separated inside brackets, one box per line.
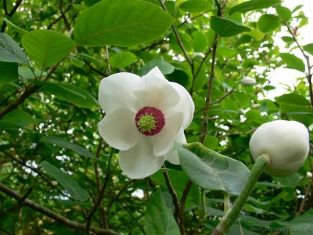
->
[249, 120, 309, 177]
[241, 77, 256, 85]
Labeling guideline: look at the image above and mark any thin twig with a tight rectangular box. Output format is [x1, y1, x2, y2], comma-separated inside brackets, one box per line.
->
[162, 170, 180, 218]
[1, 0, 23, 32]
[0, 62, 59, 119]
[158, 0, 193, 70]
[0, 182, 119, 235]
[199, 34, 219, 143]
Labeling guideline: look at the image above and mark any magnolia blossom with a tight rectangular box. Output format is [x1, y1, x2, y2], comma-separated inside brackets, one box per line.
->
[98, 67, 194, 179]
[249, 120, 309, 176]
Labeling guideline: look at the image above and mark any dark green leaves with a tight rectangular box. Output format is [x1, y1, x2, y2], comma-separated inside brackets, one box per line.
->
[229, 0, 281, 15]
[210, 16, 250, 37]
[0, 33, 29, 64]
[21, 30, 76, 67]
[0, 62, 18, 86]
[40, 136, 94, 159]
[145, 190, 180, 235]
[280, 53, 305, 72]
[40, 161, 89, 201]
[257, 14, 281, 33]
[39, 82, 99, 109]
[74, 0, 173, 47]
[303, 43, 313, 56]
[177, 143, 251, 195]
[0, 110, 36, 129]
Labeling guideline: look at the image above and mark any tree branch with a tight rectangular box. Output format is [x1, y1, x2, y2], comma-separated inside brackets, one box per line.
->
[0, 182, 119, 235]
[158, 0, 193, 70]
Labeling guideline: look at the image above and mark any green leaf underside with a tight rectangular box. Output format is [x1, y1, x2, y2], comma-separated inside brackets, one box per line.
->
[177, 143, 251, 195]
[229, 0, 281, 15]
[40, 136, 94, 159]
[40, 161, 89, 201]
[21, 30, 76, 67]
[38, 82, 99, 109]
[210, 16, 250, 37]
[145, 190, 180, 235]
[0, 33, 29, 64]
[74, 0, 173, 47]
[280, 53, 305, 72]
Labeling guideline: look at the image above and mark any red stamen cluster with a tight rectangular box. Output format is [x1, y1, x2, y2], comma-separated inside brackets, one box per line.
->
[135, 106, 165, 136]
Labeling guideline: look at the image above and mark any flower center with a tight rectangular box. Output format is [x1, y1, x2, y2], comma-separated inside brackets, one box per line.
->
[135, 106, 165, 136]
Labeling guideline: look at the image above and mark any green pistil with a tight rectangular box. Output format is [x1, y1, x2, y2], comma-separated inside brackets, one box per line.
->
[137, 114, 156, 132]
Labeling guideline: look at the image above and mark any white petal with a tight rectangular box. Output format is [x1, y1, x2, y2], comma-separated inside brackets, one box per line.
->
[142, 66, 165, 87]
[119, 137, 165, 179]
[170, 83, 195, 128]
[165, 129, 187, 165]
[99, 108, 138, 151]
[134, 83, 180, 111]
[98, 72, 141, 113]
[152, 112, 184, 156]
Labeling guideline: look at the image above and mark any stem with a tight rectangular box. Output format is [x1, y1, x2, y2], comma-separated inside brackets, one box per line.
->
[0, 182, 118, 235]
[211, 154, 270, 235]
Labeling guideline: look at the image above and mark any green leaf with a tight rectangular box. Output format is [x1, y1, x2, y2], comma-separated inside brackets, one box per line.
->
[0, 33, 29, 64]
[217, 47, 237, 58]
[39, 136, 94, 159]
[275, 93, 313, 125]
[74, 0, 173, 47]
[22, 30, 76, 67]
[192, 31, 208, 52]
[303, 43, 313, 56]
[0, 110, 36, 129]
[281, 36, 294, 43]
[145, 190, 180, 235]
[275, 6, 292, 21]
[0, 62, 18, 86]
[109, 52, 137, 68]
[280, 53, 305, 72]
[229, 0, 281, 15]
[257, 14, 281, 33]
[177, 143, 251, 195]
[3, 18, 28, 35]
[210, 16, 250, 37]
[39, 82, 99, 109]
[140, 59, 175, 75]
[180, 0, 213, 13]
[40, 161, 89, 201]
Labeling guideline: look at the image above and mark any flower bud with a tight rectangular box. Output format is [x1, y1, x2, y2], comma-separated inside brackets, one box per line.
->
[249, 120, 309, 176]
[241, 77, 256, 86]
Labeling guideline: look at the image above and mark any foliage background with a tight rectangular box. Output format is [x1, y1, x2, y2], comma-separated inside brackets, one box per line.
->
[0, 0, 313, 234]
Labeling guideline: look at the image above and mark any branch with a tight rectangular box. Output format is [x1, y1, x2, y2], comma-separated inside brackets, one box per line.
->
[285, 22, 313, 108]
[199, 34, 219, 143]
[0, 182, 119, 235]
[158, 0, 193, 70]
[0, 62, 59, 119]
[1, 0, 23, 32]
[86, 149, 113, 234]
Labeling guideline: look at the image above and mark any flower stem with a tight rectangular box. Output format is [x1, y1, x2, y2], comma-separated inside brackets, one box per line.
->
[211, 154, 270, 235]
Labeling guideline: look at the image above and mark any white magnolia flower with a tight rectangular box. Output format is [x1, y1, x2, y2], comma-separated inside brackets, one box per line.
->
[98, 67, 194, 179]
[249, 120, 309, 176]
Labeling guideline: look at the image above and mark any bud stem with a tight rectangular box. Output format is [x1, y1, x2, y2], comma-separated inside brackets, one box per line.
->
[211, 154, 270, 235]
